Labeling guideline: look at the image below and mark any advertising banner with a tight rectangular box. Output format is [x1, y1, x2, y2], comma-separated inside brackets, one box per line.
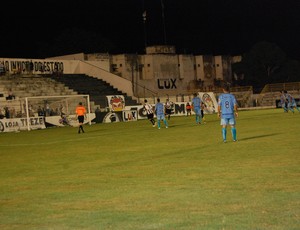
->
[0, 117, 46, 132]
[106, 95, 125, 111]
[45, 113, 96, 127]
[122, 110, 138, 122]
[199, 92, 218, 114]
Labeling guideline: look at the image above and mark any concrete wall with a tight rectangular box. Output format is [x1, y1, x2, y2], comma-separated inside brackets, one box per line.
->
[0, 58, 134, 98]
[1, 47, 242, 98]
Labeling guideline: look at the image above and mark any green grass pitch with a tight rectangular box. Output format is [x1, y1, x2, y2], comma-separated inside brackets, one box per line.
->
[0, 109, 299, 229]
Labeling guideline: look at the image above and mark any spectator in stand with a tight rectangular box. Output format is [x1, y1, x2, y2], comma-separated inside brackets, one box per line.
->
[6, 89, 15, 100]
[4, 106, 10, 118]
[95, 107, 101, 113]
[0, 107, 4, 119]
[59, 104, 66, 116]
[37, 106, 45, 116]
[0, 62, 5, 75]
[29, 60, 34, 74]
[45, 101, 51, 116]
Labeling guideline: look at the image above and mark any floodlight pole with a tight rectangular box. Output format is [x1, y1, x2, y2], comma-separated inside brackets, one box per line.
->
[142, 11, 147, 51]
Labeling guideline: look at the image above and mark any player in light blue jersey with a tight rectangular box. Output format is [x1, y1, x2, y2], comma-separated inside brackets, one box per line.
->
[280, 90, 288, 112]
[191, 93, 202, 124]
[284, 90, 295, 113]
[155, 98, 168, 129]
[218, 84, 238, 142]
[291, 97, 300, 112]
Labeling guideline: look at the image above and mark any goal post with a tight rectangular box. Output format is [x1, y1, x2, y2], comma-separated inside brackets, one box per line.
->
[24, 94, 92, 131]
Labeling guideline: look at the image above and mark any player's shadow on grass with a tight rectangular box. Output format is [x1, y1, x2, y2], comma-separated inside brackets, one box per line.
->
[239, 133, 281, 141]
[168, 123, 196, 128]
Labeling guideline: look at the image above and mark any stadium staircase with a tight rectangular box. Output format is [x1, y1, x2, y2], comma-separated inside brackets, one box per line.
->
[44, 74, 140, 109]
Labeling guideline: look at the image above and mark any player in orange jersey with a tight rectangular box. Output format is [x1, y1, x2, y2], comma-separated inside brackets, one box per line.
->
[75, 102, 87, 133]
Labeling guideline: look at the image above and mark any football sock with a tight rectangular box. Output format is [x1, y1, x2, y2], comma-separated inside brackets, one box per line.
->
[222, 128, 227, 141]
[164, 119, 168, 127]
[78, 125, 84, 133]
[231, 127, 237, 140]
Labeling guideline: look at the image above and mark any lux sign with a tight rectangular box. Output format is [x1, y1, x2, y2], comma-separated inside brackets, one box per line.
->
[157, 79, 177, 89]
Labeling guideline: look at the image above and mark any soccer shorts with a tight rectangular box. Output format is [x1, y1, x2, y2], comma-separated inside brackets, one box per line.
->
[78, 115, 85, 123]
[220, 117, 236, 126]
[147, 113, 154, 119]
[156, 114, 166, 120]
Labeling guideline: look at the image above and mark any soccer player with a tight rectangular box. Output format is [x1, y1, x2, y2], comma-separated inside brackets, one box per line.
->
[165, 98, 173, 120]
[75, 102, 87, 134]
[218, 84, 238, 142]
[280, 90, 288, 113]
[143, 99, 156, 127]
[285, 90, 296, 113]
[291, 95, 300, 112]
[191, 93, 202, 124]
[155, 98, 168, 129]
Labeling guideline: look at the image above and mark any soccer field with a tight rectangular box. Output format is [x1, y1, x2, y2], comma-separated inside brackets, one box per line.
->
[0, 109, 299, 229]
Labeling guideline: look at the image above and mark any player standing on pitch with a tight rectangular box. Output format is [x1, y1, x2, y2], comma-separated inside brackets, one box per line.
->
[155, 98, 168, 129]
[218, 83, 238, 143]
[76, 102, 87, 134]
[191, 93, 202, 124]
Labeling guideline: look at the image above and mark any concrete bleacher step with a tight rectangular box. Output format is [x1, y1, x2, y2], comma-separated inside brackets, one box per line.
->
[44, 73, 139, 109]
[0, 74, 99, 115]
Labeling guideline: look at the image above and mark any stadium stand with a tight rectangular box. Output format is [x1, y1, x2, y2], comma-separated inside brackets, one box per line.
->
[43, 73, 140, 109]
[0, 74, 99, 117]
[257, 82, 300, 106]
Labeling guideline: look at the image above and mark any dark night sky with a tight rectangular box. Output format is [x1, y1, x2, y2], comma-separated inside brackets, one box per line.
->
[1, 0, 299, 59]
